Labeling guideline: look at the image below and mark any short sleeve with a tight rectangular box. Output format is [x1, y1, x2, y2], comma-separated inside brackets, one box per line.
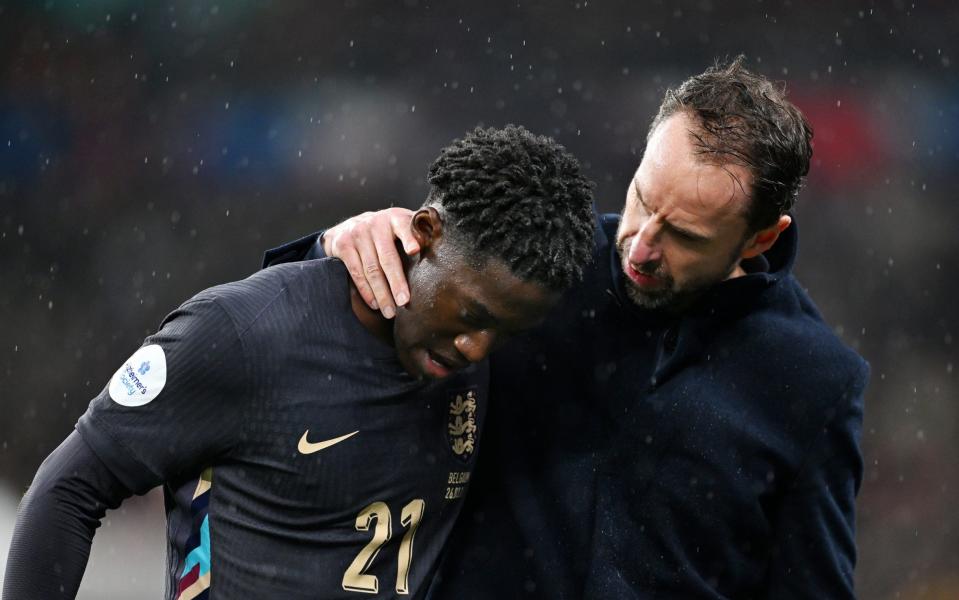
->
[77, 298, 249, 493]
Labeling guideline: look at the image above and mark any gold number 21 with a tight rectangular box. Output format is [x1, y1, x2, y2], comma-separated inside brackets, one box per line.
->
[342, 499, 426, 595]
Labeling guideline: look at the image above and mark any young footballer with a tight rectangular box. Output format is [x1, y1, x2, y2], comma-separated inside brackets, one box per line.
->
[3, 125, 595, 599]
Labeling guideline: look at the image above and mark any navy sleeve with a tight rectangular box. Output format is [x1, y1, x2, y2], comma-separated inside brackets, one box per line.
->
[76, 297, 250, 493]
[766, 370, 867, 599]
[261, 231, 325, 268]
[2, 431, 133, 600]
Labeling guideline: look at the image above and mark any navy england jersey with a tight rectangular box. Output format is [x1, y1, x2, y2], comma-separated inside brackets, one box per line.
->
[76, 259, 488, 599]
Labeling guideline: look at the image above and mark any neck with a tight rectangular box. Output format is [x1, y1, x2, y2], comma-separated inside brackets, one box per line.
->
[349, 282, 394, 345]
[666, 260, 746, 315]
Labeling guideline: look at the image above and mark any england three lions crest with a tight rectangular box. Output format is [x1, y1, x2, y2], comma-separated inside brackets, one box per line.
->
[447, 390, 478, 462]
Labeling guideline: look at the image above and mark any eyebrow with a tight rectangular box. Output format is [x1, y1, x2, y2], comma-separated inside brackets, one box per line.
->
[634, 180, 711, 242]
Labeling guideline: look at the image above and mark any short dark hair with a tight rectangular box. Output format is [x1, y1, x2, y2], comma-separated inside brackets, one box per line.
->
[649, 55, 813, 232]
[426, 125, 595, 291]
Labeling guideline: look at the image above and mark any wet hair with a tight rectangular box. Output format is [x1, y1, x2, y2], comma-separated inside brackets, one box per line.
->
[426, 125, 595, 291]
[649, 55, 813, 233]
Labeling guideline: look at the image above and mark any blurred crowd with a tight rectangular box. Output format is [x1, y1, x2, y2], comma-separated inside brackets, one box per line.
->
[0, 1, 956, 598]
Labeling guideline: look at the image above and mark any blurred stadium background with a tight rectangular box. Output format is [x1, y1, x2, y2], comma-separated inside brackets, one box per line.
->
[0, 1, 956, 598]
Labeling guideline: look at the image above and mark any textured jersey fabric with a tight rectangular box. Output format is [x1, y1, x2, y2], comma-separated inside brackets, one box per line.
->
[263, 215, 868, 600]
[74, 259, 488, 599]
[2, 432, 133, 600]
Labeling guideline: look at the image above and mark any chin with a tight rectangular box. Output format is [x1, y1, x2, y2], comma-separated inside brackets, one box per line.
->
[625, 284, 675, 310]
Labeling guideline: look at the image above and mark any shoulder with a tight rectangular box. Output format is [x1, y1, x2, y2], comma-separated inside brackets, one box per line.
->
[205, 258, 348, 303]
[189, 258, 350, 333]
[715, 275, 869, 404]
[672, 278, 868, 470]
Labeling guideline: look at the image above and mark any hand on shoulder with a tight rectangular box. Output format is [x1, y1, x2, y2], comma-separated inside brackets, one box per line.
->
[322, 207, 419, 318]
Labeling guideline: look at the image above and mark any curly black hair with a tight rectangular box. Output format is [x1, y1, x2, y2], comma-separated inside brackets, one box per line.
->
[425, 125, 595, 291]
[650, 55, 813, 233]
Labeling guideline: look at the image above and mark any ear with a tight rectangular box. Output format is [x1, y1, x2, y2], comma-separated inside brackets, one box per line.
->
[410, 206, 444, 253]
[739, 215, 791, 260]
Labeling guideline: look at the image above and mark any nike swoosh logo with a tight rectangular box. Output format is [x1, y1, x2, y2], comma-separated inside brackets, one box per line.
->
[297, 430, 359, 455]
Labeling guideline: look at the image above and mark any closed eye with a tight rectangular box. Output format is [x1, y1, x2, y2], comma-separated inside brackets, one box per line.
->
[459, 307, 490, 328]
[672, 228, 707, 243]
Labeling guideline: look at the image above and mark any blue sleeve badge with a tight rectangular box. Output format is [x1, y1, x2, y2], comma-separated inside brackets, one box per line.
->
[108, 344, 167, 406]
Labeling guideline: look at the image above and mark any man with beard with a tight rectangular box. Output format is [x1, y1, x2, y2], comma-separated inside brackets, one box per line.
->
[263, 57, 868, 599]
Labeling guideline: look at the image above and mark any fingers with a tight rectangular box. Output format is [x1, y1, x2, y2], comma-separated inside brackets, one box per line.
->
[375, 207, 420, 307]
[372, 222, 409, 310]
[351, 225, 397, 318]
[325, 208, 416, 319]
[390, 208, 421, 257]
[328, 218, 379, 311]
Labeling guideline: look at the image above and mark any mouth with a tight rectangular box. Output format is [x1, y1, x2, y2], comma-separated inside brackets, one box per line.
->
[422, 350, 466, 379]
[624, 262, 665, 289]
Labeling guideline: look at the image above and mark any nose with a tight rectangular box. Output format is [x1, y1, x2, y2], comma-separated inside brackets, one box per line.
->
[628, 220, 662, 266]
[454, 330, 496, 363]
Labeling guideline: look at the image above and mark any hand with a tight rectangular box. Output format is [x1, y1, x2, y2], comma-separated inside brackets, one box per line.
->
[322, 207, 419, 318]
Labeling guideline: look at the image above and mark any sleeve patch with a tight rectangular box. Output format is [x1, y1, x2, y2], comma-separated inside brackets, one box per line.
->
[108, 344, 168, 407]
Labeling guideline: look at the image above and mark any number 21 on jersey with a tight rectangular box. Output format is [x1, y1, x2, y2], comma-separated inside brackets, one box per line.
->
[342, 499, 426, 595]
